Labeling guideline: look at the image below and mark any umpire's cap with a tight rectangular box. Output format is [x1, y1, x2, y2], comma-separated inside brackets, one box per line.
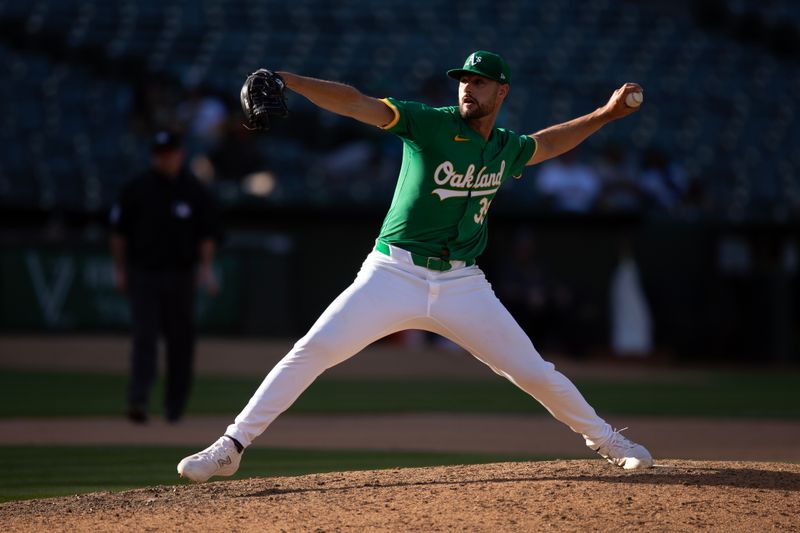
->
[447, 50, 511, 85]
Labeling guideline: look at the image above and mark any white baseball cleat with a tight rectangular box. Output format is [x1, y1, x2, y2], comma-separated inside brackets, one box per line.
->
[587, 428, 653, 470]
[177, 436, 243, 483]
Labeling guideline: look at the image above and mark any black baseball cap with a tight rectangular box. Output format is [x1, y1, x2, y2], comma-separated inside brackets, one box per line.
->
[447, 50, 512, 85]
[151, 130, 183, 152]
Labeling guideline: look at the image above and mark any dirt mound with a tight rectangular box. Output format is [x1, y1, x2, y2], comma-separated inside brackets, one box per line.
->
[3, 460, 799, 532]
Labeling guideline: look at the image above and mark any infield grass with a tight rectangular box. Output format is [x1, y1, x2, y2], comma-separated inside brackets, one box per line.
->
[0, 370, 798, 419]
[0, 446, 548, 502]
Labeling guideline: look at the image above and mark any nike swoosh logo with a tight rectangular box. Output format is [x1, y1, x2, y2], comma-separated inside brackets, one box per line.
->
[453, 135, 470, 142]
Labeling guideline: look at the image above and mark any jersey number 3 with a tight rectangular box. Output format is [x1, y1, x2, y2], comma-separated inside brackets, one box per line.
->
[474, 198, 492, 225]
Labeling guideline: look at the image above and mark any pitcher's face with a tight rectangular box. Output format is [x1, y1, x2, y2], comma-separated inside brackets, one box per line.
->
[458, 74, 507, 120]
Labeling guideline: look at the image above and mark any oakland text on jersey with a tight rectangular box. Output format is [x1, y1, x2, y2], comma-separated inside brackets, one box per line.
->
[432, 159, 505, 200]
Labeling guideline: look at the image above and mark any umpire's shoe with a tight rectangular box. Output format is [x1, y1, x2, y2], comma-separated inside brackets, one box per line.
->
[586, 429, 653, 470]
[177, 436, 243, 482]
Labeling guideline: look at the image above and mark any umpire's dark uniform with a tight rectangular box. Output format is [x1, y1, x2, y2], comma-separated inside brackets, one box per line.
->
[110, 131, 220, 423]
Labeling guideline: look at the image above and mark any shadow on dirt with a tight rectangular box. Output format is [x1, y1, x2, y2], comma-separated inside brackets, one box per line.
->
[242, 466, 800, 498]
[566, 466, 800, 491]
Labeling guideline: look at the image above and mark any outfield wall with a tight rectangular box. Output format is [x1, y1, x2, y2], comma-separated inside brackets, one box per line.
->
[0, 218, 796, 362]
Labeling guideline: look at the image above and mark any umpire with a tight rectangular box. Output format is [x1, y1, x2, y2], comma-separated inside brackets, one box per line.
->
[110, 131, 221, 424]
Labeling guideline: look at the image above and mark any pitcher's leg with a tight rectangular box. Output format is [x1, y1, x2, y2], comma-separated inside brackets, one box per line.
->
[226, 260, 426, 447]
[431, 270, 613, 445]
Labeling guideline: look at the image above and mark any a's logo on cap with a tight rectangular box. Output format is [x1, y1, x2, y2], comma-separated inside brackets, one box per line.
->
[500, 73, 506, 80]
[469, 54, 482, 66]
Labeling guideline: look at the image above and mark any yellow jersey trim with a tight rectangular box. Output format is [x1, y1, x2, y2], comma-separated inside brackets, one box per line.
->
[378, 98, 401, 130]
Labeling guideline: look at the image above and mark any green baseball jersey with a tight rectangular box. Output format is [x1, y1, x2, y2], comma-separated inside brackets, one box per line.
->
[377, 97, 537, 260]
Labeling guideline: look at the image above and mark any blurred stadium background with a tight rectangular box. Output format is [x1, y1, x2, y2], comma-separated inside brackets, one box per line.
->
[1, 0, 798, 362]
[1, 0, 799, 503]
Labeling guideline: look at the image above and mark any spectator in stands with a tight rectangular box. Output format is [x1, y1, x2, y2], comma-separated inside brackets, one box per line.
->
[595, 142, 647, 213]
[535, 148, 601, 213]
[109, 131, 221, 424]
[131, 76, 179, 136]
[176, 87, 229, 153]
[639, 147, 689, 212]
[680, 175, 710, 220]
[494, 230, 554, 342]
[207, 118, 268, 182]
[494, 230, 592, 356]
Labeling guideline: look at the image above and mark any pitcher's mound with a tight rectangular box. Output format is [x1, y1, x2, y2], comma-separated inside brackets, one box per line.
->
[3, 460, 799, 532]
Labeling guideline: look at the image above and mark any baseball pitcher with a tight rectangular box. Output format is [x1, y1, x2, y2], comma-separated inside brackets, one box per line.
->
[178, 50, 653, 482]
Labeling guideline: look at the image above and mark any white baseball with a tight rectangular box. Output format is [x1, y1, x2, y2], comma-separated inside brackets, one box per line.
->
[625, 91, 643, 108]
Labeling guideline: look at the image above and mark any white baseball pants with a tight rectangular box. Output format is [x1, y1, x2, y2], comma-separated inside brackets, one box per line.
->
[226, 244, 614, 448]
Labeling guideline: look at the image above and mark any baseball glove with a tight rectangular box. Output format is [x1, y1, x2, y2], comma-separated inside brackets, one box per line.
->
[240, 69, 288, 131]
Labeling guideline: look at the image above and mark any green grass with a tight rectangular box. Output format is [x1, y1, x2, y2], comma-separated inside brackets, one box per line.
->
[0, 370, 798, 419]
[0, 446, 546, 502]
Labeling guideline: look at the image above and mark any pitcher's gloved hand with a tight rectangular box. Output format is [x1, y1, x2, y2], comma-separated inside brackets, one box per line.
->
[240, 69, 289, 131]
